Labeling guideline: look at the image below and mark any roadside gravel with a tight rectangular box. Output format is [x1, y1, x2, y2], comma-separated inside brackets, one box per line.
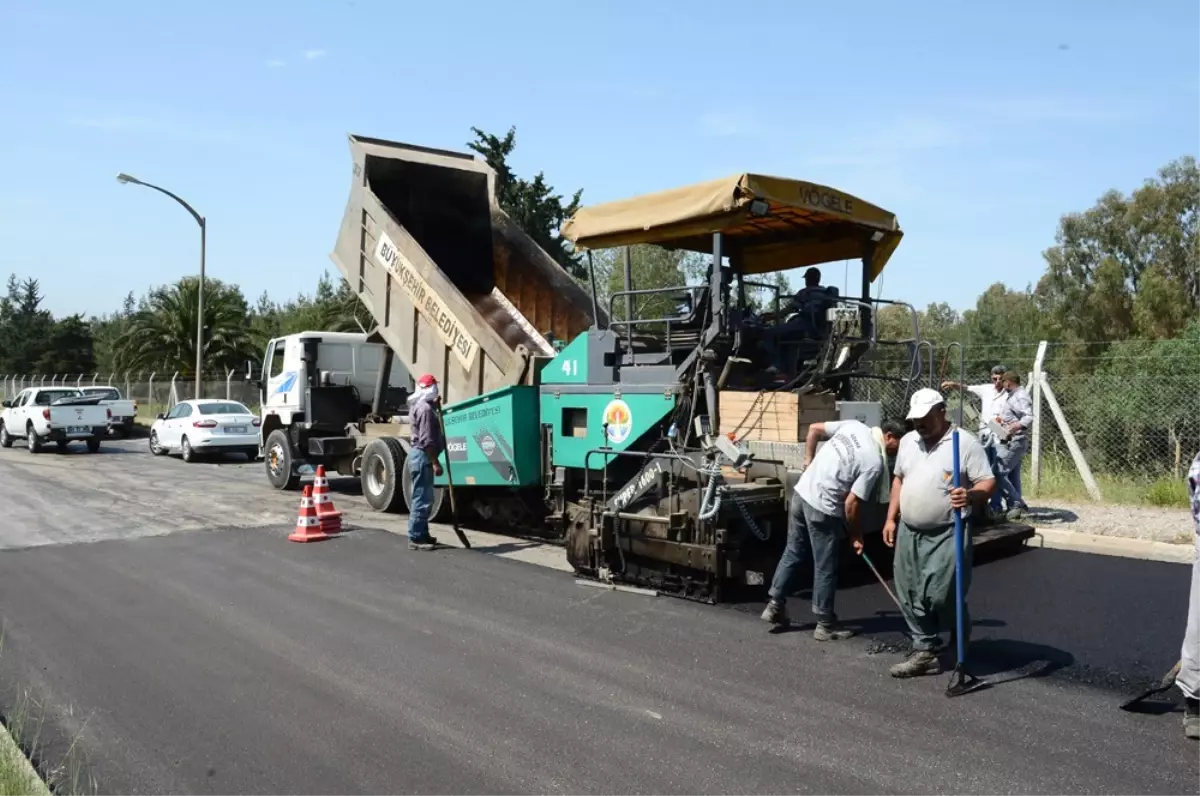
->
[1028, 500, 1194, 545]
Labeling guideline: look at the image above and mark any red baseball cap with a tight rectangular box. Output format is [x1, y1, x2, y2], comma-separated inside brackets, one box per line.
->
[417, 374, 438, 388]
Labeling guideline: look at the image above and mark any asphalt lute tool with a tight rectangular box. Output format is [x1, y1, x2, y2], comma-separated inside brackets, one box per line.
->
[1119, 660, 1182, 712]
[945, 341, 986, 698]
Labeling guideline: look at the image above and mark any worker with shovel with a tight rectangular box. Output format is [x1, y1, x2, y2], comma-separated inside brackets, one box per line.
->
[761, 418, 906, 639]
[1178, 448, 1200, 739]
[883, 389, 995, 678]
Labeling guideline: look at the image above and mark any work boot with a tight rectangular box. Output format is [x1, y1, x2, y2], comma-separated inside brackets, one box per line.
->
[889, 649, 943, 678]
[761, 600, 789, 627]
[813, 621, 856, 642]
[1185, 698, 1199, 740]
[408, 536, 439, 551]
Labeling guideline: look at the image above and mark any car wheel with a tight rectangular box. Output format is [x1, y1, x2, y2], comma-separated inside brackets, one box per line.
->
[264, 429, 300, 490]
[86, 437, 100, 454]
[25, 424, 40, 454]
[181, 436, 194, 463]
[244, 447, 260, 462]
[0, 423, 11, 449]
[55, 440, 68, 453]
[149, 430, 166, 456]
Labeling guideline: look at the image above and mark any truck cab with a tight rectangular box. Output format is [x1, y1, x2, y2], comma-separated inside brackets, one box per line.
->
[259, 331, 414, 488]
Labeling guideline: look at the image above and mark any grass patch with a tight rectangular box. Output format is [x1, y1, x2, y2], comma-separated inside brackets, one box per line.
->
[0, 713, 47, 796]
[1031, 455, 1190, 508]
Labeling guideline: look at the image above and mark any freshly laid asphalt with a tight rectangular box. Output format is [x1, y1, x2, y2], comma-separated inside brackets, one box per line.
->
[0, 526, 1195, 795]
[0, 437, 1196, 794]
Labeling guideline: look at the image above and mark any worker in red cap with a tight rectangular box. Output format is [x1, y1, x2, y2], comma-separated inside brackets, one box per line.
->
[406, 374, 444, 550]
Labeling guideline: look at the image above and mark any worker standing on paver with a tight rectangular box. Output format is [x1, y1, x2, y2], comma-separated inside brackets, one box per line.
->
[762, 418, 906, 640]
[407, 374, 444, 551]
[884, 389, 996, 677]
[942, 364, 1007, 518]
[992, 371, 1033, 518]
[1177, 448, 1200, 740]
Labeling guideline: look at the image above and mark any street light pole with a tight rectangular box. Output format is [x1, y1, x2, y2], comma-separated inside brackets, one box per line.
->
[116, 173, 206, 400]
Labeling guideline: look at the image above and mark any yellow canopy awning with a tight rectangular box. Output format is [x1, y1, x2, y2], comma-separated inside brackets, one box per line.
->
[560, 173, 903, 281]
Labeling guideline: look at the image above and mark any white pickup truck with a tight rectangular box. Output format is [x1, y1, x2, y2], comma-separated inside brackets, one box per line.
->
[0, 387, 110, 453]
[80, 386, 138, 436]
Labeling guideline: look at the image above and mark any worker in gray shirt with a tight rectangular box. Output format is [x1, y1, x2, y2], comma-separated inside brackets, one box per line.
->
[407, 373, 445, 550]
[884, 388, 996, 678]
[992, 371, 1033, 518]
[762, 417, 906, 640]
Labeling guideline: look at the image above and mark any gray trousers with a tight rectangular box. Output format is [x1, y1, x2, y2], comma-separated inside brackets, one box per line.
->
[1178, 538, 1200, 700]
[894, 520, 971, 652]
[768, 496, 845, 622]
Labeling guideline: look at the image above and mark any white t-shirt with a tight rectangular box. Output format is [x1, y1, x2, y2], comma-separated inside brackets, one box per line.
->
[795, 419, 884, 518]
[967, 383, 1003, 433]
[894, 427, 993, 530]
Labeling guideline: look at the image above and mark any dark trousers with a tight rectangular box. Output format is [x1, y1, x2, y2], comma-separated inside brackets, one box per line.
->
[768, 495, 845, 622]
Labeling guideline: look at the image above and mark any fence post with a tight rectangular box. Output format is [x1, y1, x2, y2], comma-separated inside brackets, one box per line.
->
[1039, 372, 1102, 502]
[38, 375, 45, 387]
[169, 372, 179, 409]
[226, 370, 234, 400]
[148, 372, 156, 415]
[91, 373, 98, 387]
[1030, 340, 1047, 492]
[124, 371, 131, 398]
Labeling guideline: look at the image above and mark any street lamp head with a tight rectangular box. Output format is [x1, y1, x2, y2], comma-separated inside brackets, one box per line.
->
[116, 173, 139, 185]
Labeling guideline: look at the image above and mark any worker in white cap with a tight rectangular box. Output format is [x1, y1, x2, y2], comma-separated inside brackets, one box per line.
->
[406, 374, 444, 550]
[884, 388, 996, 678]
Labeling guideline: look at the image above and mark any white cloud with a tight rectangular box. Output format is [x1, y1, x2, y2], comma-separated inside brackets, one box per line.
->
[303, 49, 326, 60]
[266, 58, 287, 69]
[65, 114, 238, 144]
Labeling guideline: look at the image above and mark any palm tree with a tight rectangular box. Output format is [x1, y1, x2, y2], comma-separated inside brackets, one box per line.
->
[119, 277, 255, 376]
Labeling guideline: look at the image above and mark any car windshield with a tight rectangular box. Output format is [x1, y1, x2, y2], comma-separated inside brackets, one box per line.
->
[83, 388, 121, 401]
[197, 402, 252, 415]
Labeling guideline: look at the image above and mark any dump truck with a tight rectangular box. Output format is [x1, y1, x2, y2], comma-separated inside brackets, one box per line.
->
[261, 134, 1034, 601]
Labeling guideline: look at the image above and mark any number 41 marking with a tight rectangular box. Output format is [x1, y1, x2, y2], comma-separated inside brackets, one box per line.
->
[561, 359, 578, 377]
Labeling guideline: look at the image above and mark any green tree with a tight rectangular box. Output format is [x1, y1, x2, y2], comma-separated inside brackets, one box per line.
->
[35, 315, 96, 375]
[1038, 154, 1198, 343]
[0, 276, 56, 373]
[468, 126, 584, 278]
[118, 277, 255, 375]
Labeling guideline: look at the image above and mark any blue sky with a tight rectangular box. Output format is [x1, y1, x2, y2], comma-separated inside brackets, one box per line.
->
[1, 0, 1196, 319]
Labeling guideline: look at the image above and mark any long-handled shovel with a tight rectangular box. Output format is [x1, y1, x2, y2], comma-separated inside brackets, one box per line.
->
[946, 427, 986, 697]
[1119, 660, 1182, 712]
[434, 400, 470, 549]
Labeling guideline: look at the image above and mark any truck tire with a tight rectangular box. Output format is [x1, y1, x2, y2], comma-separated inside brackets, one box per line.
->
[86, 438, 101, 454]
[399, 446, 449, 522]
[0, 423, 12, 448]
[264, 429, 300, 490]
[361, 438, 406, 513]
[25, 424, 40, 454]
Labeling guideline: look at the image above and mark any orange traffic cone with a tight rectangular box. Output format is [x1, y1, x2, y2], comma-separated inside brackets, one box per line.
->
[312, 465, 343, 534]
[288, 486, 330, 543]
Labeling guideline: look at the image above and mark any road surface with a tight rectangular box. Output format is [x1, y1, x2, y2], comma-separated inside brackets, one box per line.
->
[0, 437, 1195, 794]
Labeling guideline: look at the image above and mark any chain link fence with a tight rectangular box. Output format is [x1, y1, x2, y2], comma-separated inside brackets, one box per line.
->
[0, 372, 261, 420]
[1, 337, 1196, 505]
[855, 337, 1200, 506]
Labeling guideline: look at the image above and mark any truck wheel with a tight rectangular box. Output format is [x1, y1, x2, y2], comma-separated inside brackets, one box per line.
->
[0, 423, 11, 449]
[361, 438, 406, 513]
[264, 429, 300, 490]
[56, 440, 68, 453]
[25, 424, 40, 454]
[86, 438, 101, 454]
[399, 446, 449, 521]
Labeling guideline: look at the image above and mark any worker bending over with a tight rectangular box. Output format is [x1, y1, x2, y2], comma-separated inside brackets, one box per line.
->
[1177, 448, 1200, 740]
[884, 389, 995, 677]
[762, 418, 906, 640]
